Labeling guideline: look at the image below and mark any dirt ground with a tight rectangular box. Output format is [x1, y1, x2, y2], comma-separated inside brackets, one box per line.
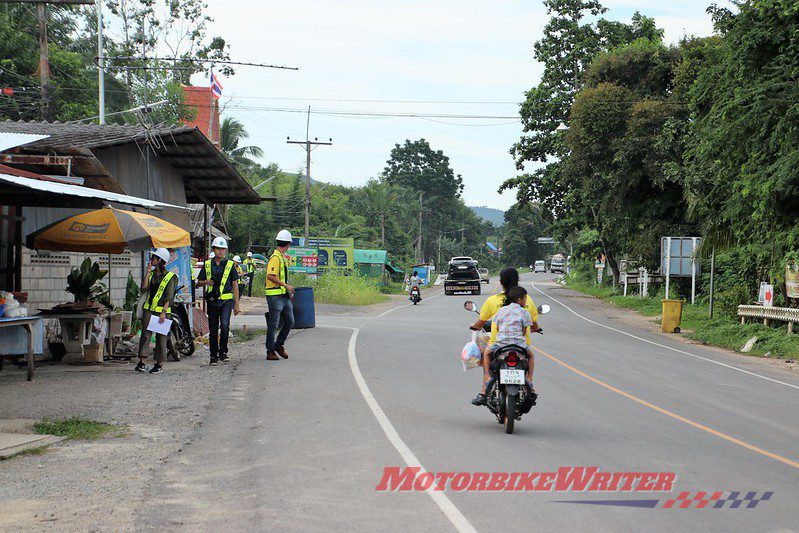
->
[0, 334, 270, 531]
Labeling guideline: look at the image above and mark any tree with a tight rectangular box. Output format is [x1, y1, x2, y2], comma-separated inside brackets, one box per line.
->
[356, 180, 411, 247]
[219, 116, 264, 169]
[383, 139, 464, 198]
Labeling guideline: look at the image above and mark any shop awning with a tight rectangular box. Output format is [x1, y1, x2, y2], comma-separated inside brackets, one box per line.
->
[385, 261, 403, 274]
[0, 172, 189, 210]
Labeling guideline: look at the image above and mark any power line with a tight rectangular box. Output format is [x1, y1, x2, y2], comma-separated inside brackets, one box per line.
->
[99, 56, 299, 71]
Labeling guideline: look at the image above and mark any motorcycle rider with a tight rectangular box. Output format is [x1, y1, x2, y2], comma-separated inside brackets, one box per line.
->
[470, 267, 539, 406]
[409, 270, 422, 300]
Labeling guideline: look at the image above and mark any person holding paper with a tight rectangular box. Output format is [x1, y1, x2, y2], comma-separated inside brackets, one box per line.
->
[135, 248, 177, 374]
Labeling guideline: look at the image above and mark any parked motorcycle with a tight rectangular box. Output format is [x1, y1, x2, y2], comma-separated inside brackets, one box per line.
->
[167, 286, 195, 361]
[464, 300, 550, 434]
[410, 286, 422, 305]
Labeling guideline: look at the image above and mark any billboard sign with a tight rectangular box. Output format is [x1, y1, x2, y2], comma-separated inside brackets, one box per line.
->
[786, 263, 799, 298]
[166, 246, 193, 303]
[286, 247, 318, 274]
[305, 237, 354, 270]
[660, 237, 701, 277]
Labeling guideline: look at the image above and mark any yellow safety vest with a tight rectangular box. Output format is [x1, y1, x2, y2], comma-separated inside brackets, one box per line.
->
[244, 258, 255, 273]
[236, 263, 246, 286]
[144, 271, 176, 314]
[205, 259, 235, 300]
[265, 250, 288, 296]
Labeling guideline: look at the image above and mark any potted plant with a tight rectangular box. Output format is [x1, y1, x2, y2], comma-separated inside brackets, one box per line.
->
[66, 258, 108, 303]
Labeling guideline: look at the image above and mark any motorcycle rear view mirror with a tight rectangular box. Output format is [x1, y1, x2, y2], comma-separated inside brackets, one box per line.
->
[538, 304, 551, 315]
[464, 301, 478, 313]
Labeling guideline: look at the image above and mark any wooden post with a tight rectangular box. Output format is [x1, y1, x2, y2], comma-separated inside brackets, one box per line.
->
[37, 2, 50, 120]
[788, 322, 794, 334]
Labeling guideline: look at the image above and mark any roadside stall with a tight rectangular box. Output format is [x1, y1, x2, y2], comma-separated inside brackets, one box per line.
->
[26, 207, 191, 364]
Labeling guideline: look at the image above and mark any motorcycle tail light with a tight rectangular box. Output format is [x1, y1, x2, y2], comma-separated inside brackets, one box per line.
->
[507, 352, 518, 367]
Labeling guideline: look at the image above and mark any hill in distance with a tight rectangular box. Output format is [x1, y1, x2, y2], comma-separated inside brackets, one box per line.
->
[470, 206, 505, 227]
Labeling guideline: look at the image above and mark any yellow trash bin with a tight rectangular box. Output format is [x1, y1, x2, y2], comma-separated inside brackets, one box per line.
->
[661, 299, 684, 333]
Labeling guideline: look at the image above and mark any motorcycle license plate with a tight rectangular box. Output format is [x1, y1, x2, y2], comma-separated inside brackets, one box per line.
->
[499, 369, 525, 385]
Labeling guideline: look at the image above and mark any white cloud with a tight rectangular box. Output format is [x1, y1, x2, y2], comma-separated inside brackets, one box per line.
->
[198, 0, 724, 209]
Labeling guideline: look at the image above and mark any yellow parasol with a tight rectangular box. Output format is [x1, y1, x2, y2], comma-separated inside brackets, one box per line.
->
[26, 207, 191, 253]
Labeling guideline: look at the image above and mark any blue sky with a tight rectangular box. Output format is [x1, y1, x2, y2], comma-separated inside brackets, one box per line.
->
[200, 1, 730, 210]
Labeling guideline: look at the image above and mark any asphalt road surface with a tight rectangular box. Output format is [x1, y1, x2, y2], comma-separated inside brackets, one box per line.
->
[141, 272, 799, 531]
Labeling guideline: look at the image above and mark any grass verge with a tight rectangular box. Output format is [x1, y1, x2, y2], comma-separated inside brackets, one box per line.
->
[34, 417, 116, 440]
[252, 270, 389, 306]
[566, 279, 799, 359]
[231, 328, 267, 343]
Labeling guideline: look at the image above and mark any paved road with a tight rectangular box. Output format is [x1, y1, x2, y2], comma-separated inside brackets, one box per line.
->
[142, 273, 799, 531]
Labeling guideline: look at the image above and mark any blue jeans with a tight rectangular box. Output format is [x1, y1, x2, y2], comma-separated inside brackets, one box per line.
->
[266, 295, 294, 352]
[207, 300, 234, 358]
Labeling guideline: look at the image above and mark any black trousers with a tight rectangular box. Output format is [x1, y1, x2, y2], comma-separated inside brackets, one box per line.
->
[207, 300, 234, 358]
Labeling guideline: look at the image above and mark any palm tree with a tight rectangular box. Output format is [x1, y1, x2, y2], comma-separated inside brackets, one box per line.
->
[359, 180, 409, 247]
[219, 117, 264, 168]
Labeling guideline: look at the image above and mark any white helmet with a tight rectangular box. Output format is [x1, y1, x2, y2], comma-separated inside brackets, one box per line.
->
[276, 229, 292, 242]
[233, 255, 242, 262]
[151, 247, 170, 263]
[212, 236, 228, 249]
[247, 251, 253, 257]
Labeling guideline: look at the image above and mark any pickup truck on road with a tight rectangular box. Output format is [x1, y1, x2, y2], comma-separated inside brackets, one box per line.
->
[444, 256, 482, 295]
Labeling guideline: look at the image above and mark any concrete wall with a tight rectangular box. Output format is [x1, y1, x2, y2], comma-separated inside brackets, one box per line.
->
[20, 247, 143, 314]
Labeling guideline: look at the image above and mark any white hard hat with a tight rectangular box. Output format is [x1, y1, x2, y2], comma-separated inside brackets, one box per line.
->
[233, 255, 241, 262]
[151, 248, 170, 263]
[276, 229, 292, 242]
[212, 236, 228, 249]
[247, 251, 253, 257]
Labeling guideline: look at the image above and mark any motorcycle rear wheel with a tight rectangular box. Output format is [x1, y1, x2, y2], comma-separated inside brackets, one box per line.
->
[504, 393, 517, 434]
[167, 331, 181, 362]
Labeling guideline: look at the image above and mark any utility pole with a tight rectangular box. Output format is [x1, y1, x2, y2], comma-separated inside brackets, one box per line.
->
[417, 191, 423, 262]
[36, 2, 49, 119]
[96, 0, 104, 123]
[287, 106, 331, 241]
[2, 0, 95, 120]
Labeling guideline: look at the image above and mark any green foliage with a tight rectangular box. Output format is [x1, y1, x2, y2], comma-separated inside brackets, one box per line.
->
[251, 270, 387, 306]
[220, 116, 265, 170]
[566, 270, 799, 359]
[35, 417, 116, 440]
[66, 258, 108, 303]
[123, 273, 140, 312]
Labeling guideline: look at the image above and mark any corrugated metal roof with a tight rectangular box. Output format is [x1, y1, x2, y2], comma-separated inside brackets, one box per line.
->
[0, 121, 262, 205]
[0, 172, 189, 210]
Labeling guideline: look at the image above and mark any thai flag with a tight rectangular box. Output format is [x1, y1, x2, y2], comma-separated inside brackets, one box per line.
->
[210, 71, 223, 99]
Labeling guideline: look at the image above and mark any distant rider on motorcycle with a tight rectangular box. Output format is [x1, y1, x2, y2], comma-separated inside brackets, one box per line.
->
[409, 270, 422, 300]
[469, 267, 539, 406]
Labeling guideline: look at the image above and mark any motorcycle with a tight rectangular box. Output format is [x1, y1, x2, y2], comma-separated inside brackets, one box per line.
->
[464, 300, 550, 434]
[410, 286, 422, 305]
[167, 286, 196, 361]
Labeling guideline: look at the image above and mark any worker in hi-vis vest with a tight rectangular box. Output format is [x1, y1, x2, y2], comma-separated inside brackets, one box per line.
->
[243, 251, 256, 297]
[136, 247, 176, 374]
[265, 230, 295, 361]
[196, 237, 240, 366]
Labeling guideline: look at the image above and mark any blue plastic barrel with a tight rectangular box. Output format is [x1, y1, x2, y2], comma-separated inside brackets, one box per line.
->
[292, 287, 316, 329]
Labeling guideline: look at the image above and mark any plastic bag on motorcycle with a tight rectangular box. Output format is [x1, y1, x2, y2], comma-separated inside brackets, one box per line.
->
[461, 341, 482, 371]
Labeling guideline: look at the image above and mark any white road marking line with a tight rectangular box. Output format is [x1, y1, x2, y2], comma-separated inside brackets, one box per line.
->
[347, 328, 476, 533]
[532, 283, 799, 390]
[374, 290, 446, 318]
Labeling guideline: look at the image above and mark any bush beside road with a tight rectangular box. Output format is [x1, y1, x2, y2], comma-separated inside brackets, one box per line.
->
[251, 270, 389, 306]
